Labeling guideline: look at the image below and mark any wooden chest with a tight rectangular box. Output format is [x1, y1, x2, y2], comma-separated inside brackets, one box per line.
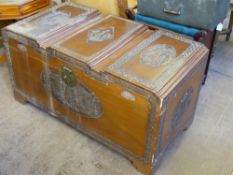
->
[0, 0, 51, 20]
[3, 7, 208, 175]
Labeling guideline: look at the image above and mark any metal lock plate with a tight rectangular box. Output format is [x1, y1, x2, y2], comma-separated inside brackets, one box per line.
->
[60, 65, 77, 87]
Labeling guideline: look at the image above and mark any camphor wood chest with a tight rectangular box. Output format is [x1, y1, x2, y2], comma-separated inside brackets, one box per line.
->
[0, 0, 51, 20]
[3, 6, 208, 175]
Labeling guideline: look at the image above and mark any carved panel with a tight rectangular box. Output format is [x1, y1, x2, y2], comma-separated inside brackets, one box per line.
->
[140, 44, 177, 68]
[87, 26, 115, 43]
[6, 2, 96, 40]
[109, 31, 201, 93]
[41, 65, 103, 118]
[171, 87, 193, 128]
[20, 10, 72, 38]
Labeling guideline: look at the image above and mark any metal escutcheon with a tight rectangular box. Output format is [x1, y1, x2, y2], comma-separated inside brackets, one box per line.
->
[60, 65, 77, 87]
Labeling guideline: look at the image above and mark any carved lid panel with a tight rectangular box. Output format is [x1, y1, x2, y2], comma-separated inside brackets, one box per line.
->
[107, 30, 204, 93]
[5, 2, 98, 42]
[52, 15, 145, 65]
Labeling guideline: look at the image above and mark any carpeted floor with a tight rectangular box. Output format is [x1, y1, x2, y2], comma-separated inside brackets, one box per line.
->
[0, 22, 233, 175]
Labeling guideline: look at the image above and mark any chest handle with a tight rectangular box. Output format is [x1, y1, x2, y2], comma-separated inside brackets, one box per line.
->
[163, 8, 181, 15]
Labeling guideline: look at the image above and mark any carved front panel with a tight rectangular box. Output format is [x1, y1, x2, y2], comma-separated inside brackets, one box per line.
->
[37, 56, 151, 157]
[41, 65, 103, 118]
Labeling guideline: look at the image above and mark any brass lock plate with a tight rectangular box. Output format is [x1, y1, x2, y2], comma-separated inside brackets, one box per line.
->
[60, 65, 77, 87]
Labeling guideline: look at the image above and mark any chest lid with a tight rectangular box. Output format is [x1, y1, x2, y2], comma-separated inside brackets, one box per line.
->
[51, 15, 146, 65]
[106, 30, 208, 95]
[5, 2, 99, 46]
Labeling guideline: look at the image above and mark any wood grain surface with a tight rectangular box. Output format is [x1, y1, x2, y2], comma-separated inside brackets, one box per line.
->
[0, 0, 50, 20]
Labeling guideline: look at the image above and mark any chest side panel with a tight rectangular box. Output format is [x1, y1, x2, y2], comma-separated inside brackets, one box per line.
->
[159, 56, 207, 154]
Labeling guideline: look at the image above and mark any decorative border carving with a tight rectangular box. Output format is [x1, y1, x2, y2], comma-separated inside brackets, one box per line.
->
[109, 30, 201, 93]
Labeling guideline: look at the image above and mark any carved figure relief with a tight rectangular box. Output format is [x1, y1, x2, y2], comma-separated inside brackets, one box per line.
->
[41, 65, 103, 118]
[140, 44, 177, 68]
[88, 27, 115, 43]
[171, 87, 193, 128]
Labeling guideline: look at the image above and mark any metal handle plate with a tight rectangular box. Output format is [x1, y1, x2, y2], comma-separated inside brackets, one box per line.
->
[163, 8, 181, 15]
